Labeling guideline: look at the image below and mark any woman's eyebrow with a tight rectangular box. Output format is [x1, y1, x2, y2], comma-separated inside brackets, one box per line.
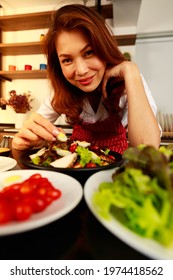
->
[58, 43, 91, 58]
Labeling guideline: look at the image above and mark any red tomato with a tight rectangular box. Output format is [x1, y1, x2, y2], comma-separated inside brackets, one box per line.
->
[19, 181, 34, 196]
[43, 196, 54, 206]
[31, 197, 47, 213]
[69, 143, 77, 153]
[3, 183, 21, 194]
[85, 162, 97, 168]
[28, 173, 42, 180]
[47, 189, 61, 200]
[2, 184, 21, 201]
[21, 196, 35, 209]
[90, 145, 99, 151]
[34, 181, 53, 197]
[108, 155, 116, 161]
[35, 185, 48, 197]
[0, 174, 61, 224]
[0, 197, 12, 224]
[13, 201, 33, 221]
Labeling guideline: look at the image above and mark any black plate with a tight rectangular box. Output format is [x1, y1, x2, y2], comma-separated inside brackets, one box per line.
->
[19, 149, 123, 185]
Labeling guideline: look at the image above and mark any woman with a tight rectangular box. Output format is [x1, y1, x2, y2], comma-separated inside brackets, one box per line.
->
[12, 4, 161, 153]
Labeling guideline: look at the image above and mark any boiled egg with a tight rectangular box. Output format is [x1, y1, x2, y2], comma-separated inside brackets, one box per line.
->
[57, 132, 67, 142]
[55, 148, 71, 157]
[29, 147, 47, 160]
[76, 141, 91, 148]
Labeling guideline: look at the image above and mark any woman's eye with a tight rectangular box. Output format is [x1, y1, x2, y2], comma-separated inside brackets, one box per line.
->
[84, 50, 93, 57]
[62, 58, 72, 64]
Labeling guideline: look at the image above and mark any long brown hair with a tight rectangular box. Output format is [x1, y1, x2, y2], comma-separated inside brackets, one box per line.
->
[44, 4, 125, 124]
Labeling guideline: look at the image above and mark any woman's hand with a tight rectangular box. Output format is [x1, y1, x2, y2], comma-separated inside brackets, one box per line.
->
[102, 61, 138, 98]
[12, 113, 64, 150]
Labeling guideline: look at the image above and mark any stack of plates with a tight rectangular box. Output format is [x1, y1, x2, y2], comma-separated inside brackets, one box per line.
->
[157, 111, 173, 137]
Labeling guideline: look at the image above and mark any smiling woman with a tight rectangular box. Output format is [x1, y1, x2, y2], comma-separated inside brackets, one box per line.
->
[12, 4, 160, 154]
[56, 30, 106, 92]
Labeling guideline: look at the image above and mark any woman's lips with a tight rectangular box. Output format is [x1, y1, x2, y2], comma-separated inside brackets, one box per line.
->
[78, 75, 94, 85]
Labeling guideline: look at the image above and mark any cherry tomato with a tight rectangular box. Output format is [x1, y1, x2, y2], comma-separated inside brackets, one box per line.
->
[3, 183, 21, 194]
[69, 143, 78, 153]
[0, 174, 61, 224]
[35, 185, 47, 196]
[2, 184, 21, 201]
[31, 197, 47, 213]
[28, 173, 42, 180]
[43, 196, 54, 206]
[90, 145, 99, 151]
[34, 181, 53, 197]
[108, 155, 116, 161]
[0, 197, 13, 224]
[85, 162, 97, 168]
[47, 189, 61, 200]
[19, 181, 34, 196]
[13, 201, 33, 221]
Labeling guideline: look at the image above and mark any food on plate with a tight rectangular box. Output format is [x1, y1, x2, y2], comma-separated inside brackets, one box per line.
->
[51, 153, 77, 168]
[93, 145, 173, 246]
[57, 132, 68, 142]
[29, 138, 118, 169]
[0, 147, 10, 156]
[0, 148, 10, 153]
[0, 173, 61, 224]
[2, 175, 23, 187]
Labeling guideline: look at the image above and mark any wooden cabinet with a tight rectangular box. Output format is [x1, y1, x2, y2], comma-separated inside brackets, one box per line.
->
[0, 11, 51, 82]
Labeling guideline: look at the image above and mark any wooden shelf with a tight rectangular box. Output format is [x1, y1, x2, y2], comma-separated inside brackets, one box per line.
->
[0, 5, 113, 32]
[0, 41, 44, 55]
[115, 34, 136, 46]
[0, 11, 52, 31]
[0, 35, 136, 57]
[92, 4, 113, 20]
[162, 132, 173, 138]
[0, 70, 47, 81]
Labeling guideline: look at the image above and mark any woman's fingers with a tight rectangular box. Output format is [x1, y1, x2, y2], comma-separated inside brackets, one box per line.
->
[24, 113, 62, 142]
[102, 69, 112, 98]
[102, 66, 125, 98]
[12, 113, 67, 150]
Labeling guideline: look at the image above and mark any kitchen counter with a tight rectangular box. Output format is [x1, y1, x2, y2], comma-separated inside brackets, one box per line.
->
[0, 123, 73, 133]
[1, 124, 172, 144]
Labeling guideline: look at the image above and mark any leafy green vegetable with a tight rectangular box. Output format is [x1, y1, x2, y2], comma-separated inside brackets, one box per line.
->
[93, 145, 173, 246]
[76, 146, 103, 166]
[76, 146, 92, 167]
[31, 156, 40, 165]
[102, 149, 110, 155]
[31, 155, 52, 166]
[42, 157, 52, 166]
[121, 146, 173, 200]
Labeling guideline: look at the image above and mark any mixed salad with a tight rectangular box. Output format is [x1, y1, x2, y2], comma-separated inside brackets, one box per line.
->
[29, 133, 118, 169]
[93, 144, 173, 246]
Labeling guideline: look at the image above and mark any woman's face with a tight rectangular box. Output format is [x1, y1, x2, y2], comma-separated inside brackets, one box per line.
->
[56, 30, 106, 92]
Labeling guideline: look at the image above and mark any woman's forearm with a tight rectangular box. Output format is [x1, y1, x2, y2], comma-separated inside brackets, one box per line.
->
[125, 63, 161, 148]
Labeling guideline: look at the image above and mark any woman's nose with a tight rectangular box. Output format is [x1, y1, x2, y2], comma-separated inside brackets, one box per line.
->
[75, 58, 88, 75]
